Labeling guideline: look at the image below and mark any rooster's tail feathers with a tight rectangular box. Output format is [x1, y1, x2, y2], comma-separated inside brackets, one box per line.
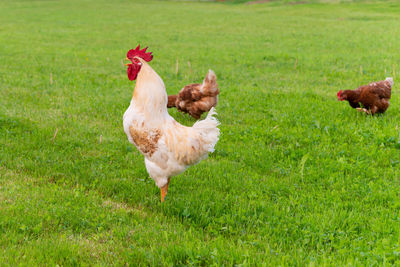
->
[205, 107, 218, 122]
[192, 107, 220, 153]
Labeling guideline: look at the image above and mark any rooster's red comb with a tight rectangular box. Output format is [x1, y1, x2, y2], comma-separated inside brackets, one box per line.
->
[127, 45, 153, 62]
[337, 90, 342, 98]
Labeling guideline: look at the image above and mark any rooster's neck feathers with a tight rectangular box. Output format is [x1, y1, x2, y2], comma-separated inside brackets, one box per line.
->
[132, 59, 168, 118]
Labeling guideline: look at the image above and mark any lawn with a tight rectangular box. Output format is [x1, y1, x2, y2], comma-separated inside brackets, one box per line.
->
[1, 0, 400, 265]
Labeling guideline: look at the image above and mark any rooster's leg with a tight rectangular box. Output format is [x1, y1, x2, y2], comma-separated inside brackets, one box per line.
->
[160, 178, 170, 203]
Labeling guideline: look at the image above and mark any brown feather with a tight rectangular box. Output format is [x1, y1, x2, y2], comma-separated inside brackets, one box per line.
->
[167, 95, 177, 108]
[167, 70, 219, 119]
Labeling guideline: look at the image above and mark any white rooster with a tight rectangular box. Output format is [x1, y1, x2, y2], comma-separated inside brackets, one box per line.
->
[123, 46, 220, 202]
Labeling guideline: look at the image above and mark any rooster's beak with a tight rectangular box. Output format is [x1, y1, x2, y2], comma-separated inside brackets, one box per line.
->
[124, 58, 131, 67]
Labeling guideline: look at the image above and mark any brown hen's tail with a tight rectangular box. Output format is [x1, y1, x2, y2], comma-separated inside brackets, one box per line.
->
[202, 70, 218, 96]
[167, 95, 177, 108]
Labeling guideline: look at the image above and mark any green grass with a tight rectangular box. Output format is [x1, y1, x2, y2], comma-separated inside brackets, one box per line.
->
[2, 0, 400, 265]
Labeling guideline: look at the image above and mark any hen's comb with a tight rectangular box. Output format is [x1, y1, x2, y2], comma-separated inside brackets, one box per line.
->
[337, 90, 342, 98]
[127, 45, 153, 62]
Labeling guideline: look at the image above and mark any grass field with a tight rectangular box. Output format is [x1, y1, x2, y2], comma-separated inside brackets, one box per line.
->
[2, 0, 400, 265]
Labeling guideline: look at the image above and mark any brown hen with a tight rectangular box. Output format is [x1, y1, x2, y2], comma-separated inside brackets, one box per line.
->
[337, 77, 393, 115]
[168, 70, 219, 119]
